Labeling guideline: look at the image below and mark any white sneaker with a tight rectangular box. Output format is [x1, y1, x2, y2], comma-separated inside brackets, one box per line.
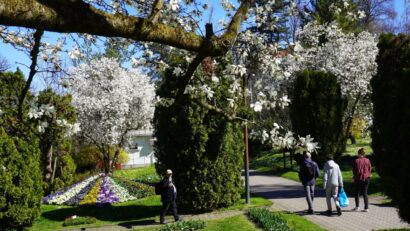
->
[352, 207, 360, 211]
[362, 209, 369, 212]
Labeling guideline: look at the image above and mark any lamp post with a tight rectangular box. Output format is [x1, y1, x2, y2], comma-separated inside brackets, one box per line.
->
[243, 74, 250, 204]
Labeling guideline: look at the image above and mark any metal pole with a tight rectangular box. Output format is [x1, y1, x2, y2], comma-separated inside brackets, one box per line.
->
[244, 123, 250, 204]
[243, 74, 250, 204]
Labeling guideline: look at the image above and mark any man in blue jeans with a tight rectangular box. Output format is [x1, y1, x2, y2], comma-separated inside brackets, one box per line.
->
[160, 169, 180, 224]
[298, 151, 320, 214]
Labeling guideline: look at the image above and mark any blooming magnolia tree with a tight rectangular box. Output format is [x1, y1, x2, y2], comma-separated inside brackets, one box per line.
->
[69, 57, 155, 173]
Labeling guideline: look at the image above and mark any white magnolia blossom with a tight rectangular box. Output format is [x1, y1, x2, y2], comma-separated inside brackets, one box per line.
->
[172, 66, 184, 77]
[295, 21, 378, 97]
[69, 57, 155, 146]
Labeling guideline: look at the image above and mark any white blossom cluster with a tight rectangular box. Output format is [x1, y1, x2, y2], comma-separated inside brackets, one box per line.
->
[294, 21, 379, 97]
[256, 123, 319, 153]
[28, 100, 80, 135]
[69, 57, 155, 146]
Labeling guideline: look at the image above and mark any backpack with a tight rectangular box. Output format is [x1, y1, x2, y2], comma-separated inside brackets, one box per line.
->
[305, 162, 316, 179]
[155, 181, 163, 195]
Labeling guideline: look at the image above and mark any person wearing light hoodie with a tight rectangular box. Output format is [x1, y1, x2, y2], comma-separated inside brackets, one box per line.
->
[323, 154, 344, 216]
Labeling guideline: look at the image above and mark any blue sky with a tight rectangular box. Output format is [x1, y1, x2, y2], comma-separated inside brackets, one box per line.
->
[0, 0, 408, 90]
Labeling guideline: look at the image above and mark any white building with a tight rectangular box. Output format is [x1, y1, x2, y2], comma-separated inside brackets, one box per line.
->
[123, 129, 156, 167]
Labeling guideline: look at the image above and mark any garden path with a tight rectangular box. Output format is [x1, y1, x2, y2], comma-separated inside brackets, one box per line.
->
[249, 170, 410, 231]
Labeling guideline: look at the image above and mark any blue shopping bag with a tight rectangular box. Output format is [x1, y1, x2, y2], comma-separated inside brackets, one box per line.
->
[339, 187, 349, 208]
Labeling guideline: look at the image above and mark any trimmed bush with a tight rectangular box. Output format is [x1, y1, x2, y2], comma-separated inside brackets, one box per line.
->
[158, 220, 206, 231]
[371, 33, 410, 222]
[290, 70, 346, 162]
[0, 128, 43, 230]
[154, 65, 244, 212]
[248, 208, 294, 231]
[63, 216, 97, 227]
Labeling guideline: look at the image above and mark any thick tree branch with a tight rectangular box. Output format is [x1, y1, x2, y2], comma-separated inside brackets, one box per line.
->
[0, 0, 202, 52]
[18, 29, 44, 120]
[0, 0, 254, 56]
[148, 0, 164, 23]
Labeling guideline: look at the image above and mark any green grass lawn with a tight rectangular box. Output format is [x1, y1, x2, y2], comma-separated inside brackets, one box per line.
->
[113, 165, 158, 179]
[203, 215, 261, 231]
[31, 195, 271, 231]
[135, 211, 324, 231]
[277, 212, 326, 231]
[31, 165, 272, 231]
[135, 215, 262, 231]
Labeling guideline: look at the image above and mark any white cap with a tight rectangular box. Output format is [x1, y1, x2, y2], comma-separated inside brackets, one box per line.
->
[166, 169, 173, 175]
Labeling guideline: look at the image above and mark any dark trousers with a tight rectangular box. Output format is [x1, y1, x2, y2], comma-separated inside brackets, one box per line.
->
[303, 185, 315, 209]
[354, 179, 369, 209]
[160, 201, 179, 223]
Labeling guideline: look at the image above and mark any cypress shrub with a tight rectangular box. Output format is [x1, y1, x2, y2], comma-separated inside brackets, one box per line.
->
[290, 70, 346, 162]
[371, 33, 410, 222]
[0, 128, 43, 230]
[154, 66, 244, 212]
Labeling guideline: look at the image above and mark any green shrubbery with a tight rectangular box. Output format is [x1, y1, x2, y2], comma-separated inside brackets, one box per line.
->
[248, 208, 294, 231]
[290, 70, 346, 162]
[371, 33, 410, 222]
[158, 220, 206, 231]
[0, 128, 43, 230]
[63, 216, 97, 227]
[154, 60, 244, 212]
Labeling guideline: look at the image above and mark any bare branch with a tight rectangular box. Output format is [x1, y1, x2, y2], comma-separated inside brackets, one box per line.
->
[18, 29, 44, 119]
[189, 95, 247, 122]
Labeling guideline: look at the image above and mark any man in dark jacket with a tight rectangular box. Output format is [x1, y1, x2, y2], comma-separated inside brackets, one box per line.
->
[160, 169, 179, 224]
[298, 151, 320, 214]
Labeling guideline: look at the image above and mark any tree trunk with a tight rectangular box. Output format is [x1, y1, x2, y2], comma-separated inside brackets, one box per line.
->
[290, 149, 294, 169]
[44, 144, 53, 182]
[343, 93, 362, 150]
[111, 146, 121, 170]
[103, 153, 110, 174]
[283, 149, 286, 170]
[51, 154, 58, 183]
[349, 133, 356, 144]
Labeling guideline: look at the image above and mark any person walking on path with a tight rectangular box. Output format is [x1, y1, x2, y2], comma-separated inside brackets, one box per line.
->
[352, 148, 372, 212]
[323, 154, 344, 216]
[160, 169, 180, 224]
[298, 151, 320, 214]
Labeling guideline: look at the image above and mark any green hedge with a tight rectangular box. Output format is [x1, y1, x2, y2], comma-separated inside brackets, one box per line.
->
[0, 128, 43, 230]
[290, 70, 346, 162]
[154, 64, 244, 212]
[248, 208, 294, 231]
[371, 33, 410, 222]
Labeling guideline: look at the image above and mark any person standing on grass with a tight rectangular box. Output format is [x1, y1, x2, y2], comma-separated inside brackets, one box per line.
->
[298, 151, 320, 214]
[160, 169, 180, 224]
[352, 148, 372, 212]
[323, 154, 344, 216]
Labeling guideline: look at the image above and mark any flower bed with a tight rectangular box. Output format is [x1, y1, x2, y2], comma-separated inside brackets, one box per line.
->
[79, 178, 102, 205]
[43, 174, 152, 205]
[111, 176, 155, 199]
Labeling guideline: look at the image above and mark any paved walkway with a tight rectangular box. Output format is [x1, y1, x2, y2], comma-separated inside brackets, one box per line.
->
[249, 170, 410, 231]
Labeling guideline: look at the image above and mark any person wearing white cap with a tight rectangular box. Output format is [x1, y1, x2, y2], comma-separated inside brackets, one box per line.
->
[159, 169, 179, 224]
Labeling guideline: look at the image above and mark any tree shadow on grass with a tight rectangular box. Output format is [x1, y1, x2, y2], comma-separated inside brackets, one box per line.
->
[41, 204, 161, 223]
